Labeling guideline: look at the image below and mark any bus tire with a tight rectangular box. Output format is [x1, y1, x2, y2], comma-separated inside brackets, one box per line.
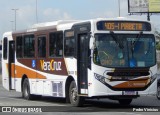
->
[69, 81, 84, 107]
[22, 78, 34, 100]
[118, 99, 132, 105]
[157, 84, 160, 100]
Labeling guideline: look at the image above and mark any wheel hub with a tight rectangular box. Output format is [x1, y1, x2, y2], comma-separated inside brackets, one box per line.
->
[24, 85, 29, 97]
[71, 88, 77, 102]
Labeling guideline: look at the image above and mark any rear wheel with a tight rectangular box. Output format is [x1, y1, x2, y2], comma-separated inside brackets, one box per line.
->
[157, 84, 160, 100]
[69, 81, 84, 107]
[22, 78, 34, 100]
[118, 99, 132, 105]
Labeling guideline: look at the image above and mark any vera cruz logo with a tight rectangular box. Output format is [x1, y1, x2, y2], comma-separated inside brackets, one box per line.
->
[40, 60, 62, 71]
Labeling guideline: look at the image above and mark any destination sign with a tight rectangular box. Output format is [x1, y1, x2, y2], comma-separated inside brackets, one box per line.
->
[65, 30, 74, 38]
[97, 21, 151, 31]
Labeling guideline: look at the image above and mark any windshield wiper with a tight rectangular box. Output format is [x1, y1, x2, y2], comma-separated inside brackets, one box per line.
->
[110, 31, 124, 49]
[132, 31, 143, 48]
[131, 31, 143, 58]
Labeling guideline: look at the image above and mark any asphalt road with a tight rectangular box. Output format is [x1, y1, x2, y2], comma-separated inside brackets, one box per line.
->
[0, 74, 160, 114]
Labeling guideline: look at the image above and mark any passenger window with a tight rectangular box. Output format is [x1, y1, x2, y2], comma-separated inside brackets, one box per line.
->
[38, 36, 46, 58]
[49, 32, 63, 57]
[64, 38, 75, 56]
[64, 30, 75, 57]
[3, 37, 8, 59]
[24, 35, 35, 58]
[16, 36, 23, 58]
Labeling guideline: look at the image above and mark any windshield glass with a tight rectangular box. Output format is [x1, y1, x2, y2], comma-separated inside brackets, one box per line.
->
[94, 34, 156, 68]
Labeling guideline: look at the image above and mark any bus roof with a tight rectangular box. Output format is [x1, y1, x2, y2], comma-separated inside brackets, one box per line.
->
[5, 17, 152, 35]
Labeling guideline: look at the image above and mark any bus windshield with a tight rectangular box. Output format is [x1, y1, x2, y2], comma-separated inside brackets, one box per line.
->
[94, 34, 156, 68]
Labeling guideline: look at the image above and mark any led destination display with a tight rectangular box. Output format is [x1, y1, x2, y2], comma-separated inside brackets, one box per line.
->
[97, 21, 151, 31]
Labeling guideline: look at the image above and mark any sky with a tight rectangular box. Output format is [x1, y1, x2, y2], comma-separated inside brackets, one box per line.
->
[0, 0, 160, 39]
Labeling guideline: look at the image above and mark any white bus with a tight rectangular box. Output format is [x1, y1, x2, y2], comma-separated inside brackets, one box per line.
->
[2, 18, 157, 106]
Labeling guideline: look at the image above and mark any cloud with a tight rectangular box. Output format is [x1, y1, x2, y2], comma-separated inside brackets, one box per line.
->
[63, 12, 72, 20]
[17, 5, 36, 28]
[6, 6, 72, 30]
[43, 8, 60, 16]
[42, 8, 72, 21]
[89, 11, 117, 19]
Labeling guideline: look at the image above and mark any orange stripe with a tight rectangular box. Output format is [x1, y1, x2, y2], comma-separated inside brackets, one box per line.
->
[11, 63, 15, 78]
[113, 78, 150, 89]
[6, 63, 8, 73]
[15, 65, 46, 79]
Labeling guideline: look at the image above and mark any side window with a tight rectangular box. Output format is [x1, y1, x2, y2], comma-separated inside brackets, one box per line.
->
[24, 35, 35, 58]
[38, 36, 46, 58]
[49, 32, 63, 57]
[64, 30, 75, 56]
[64, 39, 75, 56]
[16, 36, 23, 58]
[3, 37, 8, 59]
[49, 33, 56, 57]
[56, 33, 63, 56]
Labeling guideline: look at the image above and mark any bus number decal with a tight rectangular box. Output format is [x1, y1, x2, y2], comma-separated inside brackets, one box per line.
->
[40, 60, 62, 71]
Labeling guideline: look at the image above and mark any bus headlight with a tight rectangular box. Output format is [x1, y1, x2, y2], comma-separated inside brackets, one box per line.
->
[94, 73, 108, 84]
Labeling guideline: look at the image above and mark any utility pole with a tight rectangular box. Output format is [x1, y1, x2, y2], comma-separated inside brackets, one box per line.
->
[118, 0, 121, 17]
[36, 0, 38, 23]
[12, 9, 19, 31]
[147, 12, 150, 21]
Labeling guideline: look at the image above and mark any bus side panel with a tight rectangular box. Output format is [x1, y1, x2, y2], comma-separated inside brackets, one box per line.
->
[14, 61, 37, 92]
[2, 36, 10, 90]
[11, 63, 15, 89]
[2, 33, 16, 91]
[2, 60, 9, 90]
[15, 78, 22, 92]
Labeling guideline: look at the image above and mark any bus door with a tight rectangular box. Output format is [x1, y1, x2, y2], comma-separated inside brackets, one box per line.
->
[36, 35, 47, 95]
[8, 41, 15, 90]
[77, 33, 89, 95]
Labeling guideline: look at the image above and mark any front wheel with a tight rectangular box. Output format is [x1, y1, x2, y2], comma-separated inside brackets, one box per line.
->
[157, 84, 160, 100]
[118, 99, 132, 105]
[69, 81, 84, 107]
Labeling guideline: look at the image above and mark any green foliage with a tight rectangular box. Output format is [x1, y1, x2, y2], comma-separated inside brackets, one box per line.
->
[156, 42, 160, 50]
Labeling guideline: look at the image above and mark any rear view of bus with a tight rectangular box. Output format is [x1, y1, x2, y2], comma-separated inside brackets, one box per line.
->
[91, 19, 157, 105]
